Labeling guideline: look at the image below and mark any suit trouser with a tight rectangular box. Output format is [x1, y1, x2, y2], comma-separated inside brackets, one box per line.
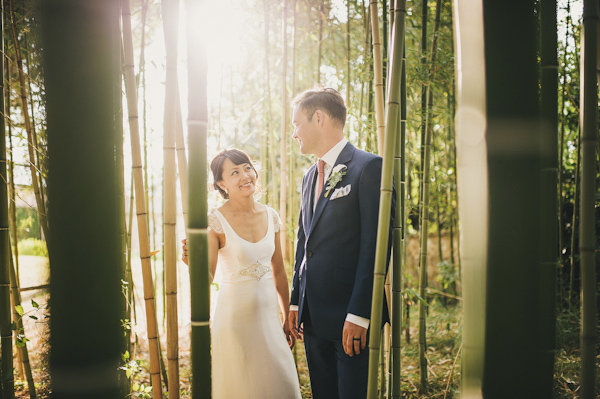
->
[302, 304, 369, 399]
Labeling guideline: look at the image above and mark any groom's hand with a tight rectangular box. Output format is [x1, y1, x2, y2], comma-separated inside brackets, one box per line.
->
[343, 321, 367, 357]
[289, 310, 303, 340]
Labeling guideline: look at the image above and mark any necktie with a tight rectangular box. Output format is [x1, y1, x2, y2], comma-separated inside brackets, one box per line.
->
[316, 159, 325, 198]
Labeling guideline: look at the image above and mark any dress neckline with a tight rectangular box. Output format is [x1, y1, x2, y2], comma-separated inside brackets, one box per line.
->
[215, 206, 270, 244]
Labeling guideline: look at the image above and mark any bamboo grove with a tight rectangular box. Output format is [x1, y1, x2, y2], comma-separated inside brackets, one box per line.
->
[0, 0, 597, 398]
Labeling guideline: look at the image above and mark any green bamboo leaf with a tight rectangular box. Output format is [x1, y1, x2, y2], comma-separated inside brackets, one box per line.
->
[126, 369, 133, 378]
[31, 300, 39, 308]
[406, 288, 428, 307]
[28, 315, 38, 320]
[132, 383, 139, 391]
[144, 386, 152, 393]
[15, 304, 24, 316]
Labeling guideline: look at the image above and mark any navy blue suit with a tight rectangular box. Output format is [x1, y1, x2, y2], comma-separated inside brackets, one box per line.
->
[291, 142, 394, 398]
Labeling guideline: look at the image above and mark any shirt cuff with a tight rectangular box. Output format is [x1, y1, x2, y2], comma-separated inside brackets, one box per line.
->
[346, 313, 370, 329]
[289, 305, 299, 311]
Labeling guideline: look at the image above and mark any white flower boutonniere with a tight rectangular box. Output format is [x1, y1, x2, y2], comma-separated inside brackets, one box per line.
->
[324, 164, 347, 197]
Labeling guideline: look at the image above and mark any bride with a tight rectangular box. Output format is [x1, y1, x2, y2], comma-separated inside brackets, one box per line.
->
[182, 149, 301, 399]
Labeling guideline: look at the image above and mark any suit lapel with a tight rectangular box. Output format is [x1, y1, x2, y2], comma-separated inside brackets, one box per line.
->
[307, 142, 355, 237]
[304, 164, 318, 228]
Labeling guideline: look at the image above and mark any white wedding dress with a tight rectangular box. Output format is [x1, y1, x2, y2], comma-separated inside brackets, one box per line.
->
[209, 206, 301, 399]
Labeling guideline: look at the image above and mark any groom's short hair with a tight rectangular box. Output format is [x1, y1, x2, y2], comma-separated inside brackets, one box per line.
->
[291, 85, 346, 129]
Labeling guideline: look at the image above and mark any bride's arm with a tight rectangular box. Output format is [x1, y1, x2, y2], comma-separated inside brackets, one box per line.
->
[272, 231, 294, 348]
[207, 229, 221, 284]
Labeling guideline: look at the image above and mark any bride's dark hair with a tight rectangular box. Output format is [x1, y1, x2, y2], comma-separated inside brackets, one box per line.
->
[210, 149, 259, 199]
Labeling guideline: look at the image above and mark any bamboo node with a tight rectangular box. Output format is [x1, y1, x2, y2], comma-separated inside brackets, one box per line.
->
[191, 320, 210, 327]
[164, 222, 176, 226]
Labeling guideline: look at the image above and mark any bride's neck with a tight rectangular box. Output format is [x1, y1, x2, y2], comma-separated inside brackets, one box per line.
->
[226, 195, 257, 213]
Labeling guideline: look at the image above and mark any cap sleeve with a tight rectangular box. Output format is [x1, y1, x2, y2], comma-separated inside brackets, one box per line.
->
[271, 207, 282, 233]
[208, 209, 224, 234]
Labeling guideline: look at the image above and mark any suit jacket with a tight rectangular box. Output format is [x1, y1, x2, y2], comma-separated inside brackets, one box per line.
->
[290, 142, 394, 340]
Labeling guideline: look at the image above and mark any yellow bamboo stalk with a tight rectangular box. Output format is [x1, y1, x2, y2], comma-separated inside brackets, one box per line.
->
[162, 0, 181, 396]
[370, 0, 385, 155]
[8, 0, 48, 241]
[121, 0, 163, 396]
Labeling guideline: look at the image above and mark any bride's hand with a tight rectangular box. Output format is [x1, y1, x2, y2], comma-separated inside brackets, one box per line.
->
[181, 239, 188, 265]
[283, 319, 296, 349]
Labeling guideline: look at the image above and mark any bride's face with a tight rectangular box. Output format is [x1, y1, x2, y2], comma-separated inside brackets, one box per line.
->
[218, 158, 258, 199]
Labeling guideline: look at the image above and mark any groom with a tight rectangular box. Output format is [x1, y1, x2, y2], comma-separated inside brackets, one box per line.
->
[289, 86, 394, 399]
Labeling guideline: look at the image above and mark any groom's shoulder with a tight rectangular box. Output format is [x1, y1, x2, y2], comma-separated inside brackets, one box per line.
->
[351, 146, 381, 166]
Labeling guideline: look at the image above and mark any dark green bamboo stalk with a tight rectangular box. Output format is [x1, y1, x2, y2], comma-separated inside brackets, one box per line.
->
[0, 0, 14, 394]
[185, 0, 211, 397]
[417, 0, 442, 389]
[42, 1, 122, 397]
[568, 127, 580, 305]
[112, 1, 129, 396]
[538, 0, 558, 395]
[556, 0, 570, 305]
[390, 13, 406, 399]
[367, 1, 405, 396]
[457, 0, 550, 396]
[578, 1, 598, 397]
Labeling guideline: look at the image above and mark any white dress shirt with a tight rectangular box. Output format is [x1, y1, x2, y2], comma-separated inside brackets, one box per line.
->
[291, 138, 370, 329]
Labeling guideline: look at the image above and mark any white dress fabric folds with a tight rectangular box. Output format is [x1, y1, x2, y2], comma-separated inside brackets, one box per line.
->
[209, 206, 301, 399]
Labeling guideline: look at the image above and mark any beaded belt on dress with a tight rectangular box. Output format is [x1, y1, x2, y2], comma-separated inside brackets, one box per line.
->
[238, 260, 271, 280]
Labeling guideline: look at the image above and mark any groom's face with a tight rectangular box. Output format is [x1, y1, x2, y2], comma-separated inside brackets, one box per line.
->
[292, 106, 319, 156]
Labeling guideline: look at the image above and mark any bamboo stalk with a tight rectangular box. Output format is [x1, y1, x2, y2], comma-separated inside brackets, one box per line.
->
[112, 1, 130, 396]
[0, 2, 14, 393]
[578, 1, 598, 397]
[417, 0, 442, 389]
[184, 0, 211, 397]
[263, 0, 278, 207]
[175, 89, 188, 227]
[370, 0, 385, 155]
[390, 27, 406, 399]
[367, 2, 405, 396]
[8, 244, 35, 398]
[539, 0, 558, 394]
[121, 0, 163, 396]
[280, 0, 288, 261]
[8, 0, 48, 243]
[317, 0, 323, 82]
[162, 0, 180, 395]
[346, 0, 351, 107]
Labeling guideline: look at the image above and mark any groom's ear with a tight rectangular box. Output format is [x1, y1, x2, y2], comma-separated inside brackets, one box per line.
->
[314, 110, 325, 127]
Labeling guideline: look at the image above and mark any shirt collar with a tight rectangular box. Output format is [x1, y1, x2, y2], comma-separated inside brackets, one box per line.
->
[320, 138, 348, 168]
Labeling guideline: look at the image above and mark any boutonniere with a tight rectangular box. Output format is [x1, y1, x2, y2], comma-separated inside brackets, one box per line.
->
[324, 164, 347, 197]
